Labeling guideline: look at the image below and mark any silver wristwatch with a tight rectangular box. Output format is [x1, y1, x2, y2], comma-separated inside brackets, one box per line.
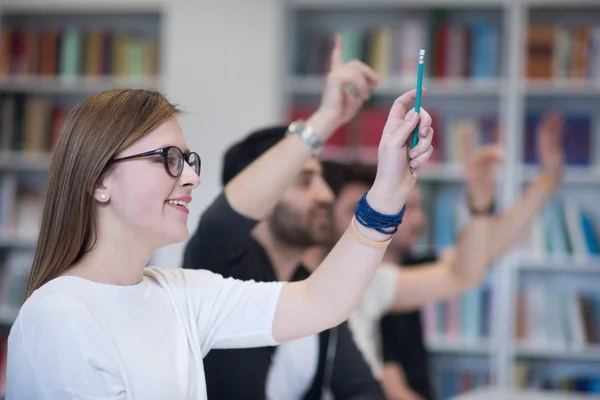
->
[286, 120, 323, 155]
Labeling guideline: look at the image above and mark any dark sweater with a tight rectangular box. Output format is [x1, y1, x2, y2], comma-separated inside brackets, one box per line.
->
[380, 252, 438, 400]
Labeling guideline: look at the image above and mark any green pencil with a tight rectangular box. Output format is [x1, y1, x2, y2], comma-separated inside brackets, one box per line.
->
[412, 49, 425, 148]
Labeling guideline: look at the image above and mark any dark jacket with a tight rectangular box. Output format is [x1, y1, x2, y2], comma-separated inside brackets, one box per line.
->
[380, 252, 438, 400]
[182, 192, 385, 399]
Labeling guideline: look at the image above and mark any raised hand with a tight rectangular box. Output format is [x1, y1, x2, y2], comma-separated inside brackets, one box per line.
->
[366, 89, 434, 214]
[461, 126, 504, 213]
[314, 34, 379, 135]
[536, 110, 565, 183]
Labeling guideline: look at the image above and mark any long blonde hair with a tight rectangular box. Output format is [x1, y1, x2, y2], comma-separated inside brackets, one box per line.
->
[26, 89, 180, 297]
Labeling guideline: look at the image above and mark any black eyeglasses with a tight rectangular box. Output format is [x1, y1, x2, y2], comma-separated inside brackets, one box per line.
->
[109, 146, 201, 178]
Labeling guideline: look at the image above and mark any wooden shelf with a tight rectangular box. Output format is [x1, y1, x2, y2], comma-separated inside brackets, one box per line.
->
[0, 76, 163, 94]
[287, 76, 503, 97]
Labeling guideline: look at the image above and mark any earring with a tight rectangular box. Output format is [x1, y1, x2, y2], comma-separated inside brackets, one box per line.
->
[100, 194, 107, 200]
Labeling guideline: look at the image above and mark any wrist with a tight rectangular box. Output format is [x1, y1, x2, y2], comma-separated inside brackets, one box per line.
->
[536, 173, 559, 193]
[307, 109, 339, 142]
[366, 181, 408, 215]
[468, 197, 495, 216]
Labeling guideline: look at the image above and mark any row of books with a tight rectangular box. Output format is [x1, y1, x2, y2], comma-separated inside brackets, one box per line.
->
[516, 287, 600, 350]
[0, 95, 67, 153]
[514, 362, 600, 394]
[432, 367, 491, 400]
[295, 12, 500, 79]
[526, 199, 600, 261]
[0, 27, 160, 78]
[290, 107, 600, 167]
[290, 107, 495, 164]
[422, 281, 493, 342]
[524, 112, 598, 167]
[0, 174, 44, 239]
[422, 189, 493, 341]
[527, 24, 600, 80]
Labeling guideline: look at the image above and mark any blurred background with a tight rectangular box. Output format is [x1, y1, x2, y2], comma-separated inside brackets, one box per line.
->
[1, 0, 600, 398]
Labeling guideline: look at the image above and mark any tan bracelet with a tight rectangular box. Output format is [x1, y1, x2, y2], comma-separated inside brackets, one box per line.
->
[350, 216, 393, 249]
[536, 175, 558, 193]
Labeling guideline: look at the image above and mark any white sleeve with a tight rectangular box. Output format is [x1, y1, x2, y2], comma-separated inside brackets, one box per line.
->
[359, 263, 398, 320]
[6, 291, 125, 400]
[178, 269, 285, 355]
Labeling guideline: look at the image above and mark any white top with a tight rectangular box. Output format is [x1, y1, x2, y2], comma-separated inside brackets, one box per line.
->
[263, 263, 398, 393]
[266, 334, 319, 400]
[6, 267, 284, 400]
[347, 263, 398, 379]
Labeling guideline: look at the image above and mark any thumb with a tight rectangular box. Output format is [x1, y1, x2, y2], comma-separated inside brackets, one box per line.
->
[477, 145, 505, 166]
[330, 34, 343, 70]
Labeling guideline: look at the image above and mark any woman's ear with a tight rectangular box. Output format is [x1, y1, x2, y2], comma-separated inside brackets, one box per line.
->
[93, 174, 113, 203]
[93, 185, 110, 203]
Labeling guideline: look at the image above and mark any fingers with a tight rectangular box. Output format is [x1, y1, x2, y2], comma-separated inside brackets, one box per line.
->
[478, 144, 505, 164]
[348, 60, 379, 86]
[419, 109, 432, 138]
[330, 34, 343, 71]
[408, 109, 433, 156]
[539, 110, 564, 131]
[344, 64, 371, 100]
[409, 127, 433, 158]
[384, 88, 427, 127]
[409, 145, 433, 169]
[385, 106, 421, 147]
[330, 60, 377, 101]
[538, 110, 565, 145]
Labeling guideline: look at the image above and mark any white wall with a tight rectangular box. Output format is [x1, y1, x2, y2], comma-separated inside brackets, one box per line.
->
[156, 0, 284, 268]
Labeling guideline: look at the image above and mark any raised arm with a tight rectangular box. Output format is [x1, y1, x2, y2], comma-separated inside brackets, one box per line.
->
[226, 34, 378, 220]
[387, 111, 565, 312]
[272, 89, 435, 343]
[487, 111, 564, 259]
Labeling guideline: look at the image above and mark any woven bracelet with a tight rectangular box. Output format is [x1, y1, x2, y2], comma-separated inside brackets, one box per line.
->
[354, 191, 407, 235]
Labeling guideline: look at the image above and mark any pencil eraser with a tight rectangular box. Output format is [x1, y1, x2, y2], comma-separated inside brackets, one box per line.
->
[420, 49, 425, 56]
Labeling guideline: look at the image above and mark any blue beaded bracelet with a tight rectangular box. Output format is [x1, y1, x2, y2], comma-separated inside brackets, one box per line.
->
[354, 191, 407, 235]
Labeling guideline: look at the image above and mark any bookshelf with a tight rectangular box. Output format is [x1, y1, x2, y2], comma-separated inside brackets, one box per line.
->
[283, 0, 600, 398]
[0, 4, 165, 394]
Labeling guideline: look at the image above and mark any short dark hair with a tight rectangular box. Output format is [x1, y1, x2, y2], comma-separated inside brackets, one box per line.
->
[221, 125, 287, 186]
[321, 160, 376, 197]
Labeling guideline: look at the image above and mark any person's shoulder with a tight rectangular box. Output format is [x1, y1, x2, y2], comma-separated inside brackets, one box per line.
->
[20, 278, 92, 319]
[13, 279, 95, 342]
[144, 266, 229, 294]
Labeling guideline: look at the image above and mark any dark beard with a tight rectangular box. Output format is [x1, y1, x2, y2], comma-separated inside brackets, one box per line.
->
[268, 201, 332, 248]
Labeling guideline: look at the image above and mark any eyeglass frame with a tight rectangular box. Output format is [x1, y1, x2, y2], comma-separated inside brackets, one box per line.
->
[108, 146, 201, 178]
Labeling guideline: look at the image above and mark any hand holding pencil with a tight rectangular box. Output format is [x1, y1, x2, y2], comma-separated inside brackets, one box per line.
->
[411, 49, 426, 148]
